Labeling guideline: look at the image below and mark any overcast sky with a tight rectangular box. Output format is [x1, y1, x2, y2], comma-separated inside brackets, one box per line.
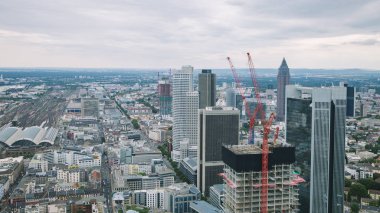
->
[0, 0, 379, 69]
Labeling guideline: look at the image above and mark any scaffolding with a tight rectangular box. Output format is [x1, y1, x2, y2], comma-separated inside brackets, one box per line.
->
[222, 163, 300, 213]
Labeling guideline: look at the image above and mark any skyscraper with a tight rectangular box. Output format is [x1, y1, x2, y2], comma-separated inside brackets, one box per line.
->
[222, 144, 299, 212]
[359, 101, 368, 117]
[225, 88, 236, 108]
[197, 107, 239, 196]
[276, 58, 290, 121]
[198, 69, 216, 109]
[285, 86, 313, 212]
[340, 82, 356, 117]
[158, 77, 172, 116]
[172, 66, 199, 162]
[286, 85, 346, 213]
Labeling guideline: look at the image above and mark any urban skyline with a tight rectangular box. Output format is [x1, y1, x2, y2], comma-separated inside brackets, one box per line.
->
[0, 62, 379, 212]
[0, 1, 380, 213]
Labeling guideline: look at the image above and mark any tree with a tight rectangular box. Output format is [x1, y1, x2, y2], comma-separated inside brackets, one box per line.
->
[358, 178, 380, 190]
[345, 178, 352, 187]
[131, 119, 140, 129]
[351, 202, 359, 213]
[358, 178, 375, 190]
[349, 183, 368, 201]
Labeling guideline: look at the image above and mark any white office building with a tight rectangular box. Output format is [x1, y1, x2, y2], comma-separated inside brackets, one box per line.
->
[172, 66, 199, 162]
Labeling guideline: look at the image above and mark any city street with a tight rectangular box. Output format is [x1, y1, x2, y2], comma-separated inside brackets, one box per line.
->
[101, 152, 113, 213]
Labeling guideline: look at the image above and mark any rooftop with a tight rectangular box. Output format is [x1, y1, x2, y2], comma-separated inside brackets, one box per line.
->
[226, 145, 262, 155]
[67, 101, 81, 109]
[0, 125, 57, 146]
[204, 106, 238, 111]
[190, 201, 223, 213]
[182, 157, 197, 170]
[210, 184, 224, 194]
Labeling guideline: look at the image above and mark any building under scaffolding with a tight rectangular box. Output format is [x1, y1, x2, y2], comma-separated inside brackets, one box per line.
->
[221, 144, 301, 213]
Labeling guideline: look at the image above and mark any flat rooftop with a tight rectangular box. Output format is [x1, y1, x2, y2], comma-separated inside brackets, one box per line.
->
[190, 201, 223, 213]
[226, 145, 262, 155]
[222, 145, 296, 172]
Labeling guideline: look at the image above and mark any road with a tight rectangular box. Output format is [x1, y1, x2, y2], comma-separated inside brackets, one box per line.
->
[101, 152, 113, 213]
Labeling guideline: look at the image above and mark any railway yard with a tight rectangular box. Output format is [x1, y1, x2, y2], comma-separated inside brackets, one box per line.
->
[0, 88, 72, 127]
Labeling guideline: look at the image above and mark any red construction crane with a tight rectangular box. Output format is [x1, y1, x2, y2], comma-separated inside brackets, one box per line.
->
[261, 112, 276, 213]
[227, 56, 264, 144]
[274, 127, 280, 145]
[228, 55, 278, 213]
[218, 173, 237, 188]
[247, 52, 265, 121]
[227, 57, 255, 132]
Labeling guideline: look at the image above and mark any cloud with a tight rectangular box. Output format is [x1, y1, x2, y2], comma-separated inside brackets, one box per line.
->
[0, 0, 379, 69]
[290, 34, 380, 48]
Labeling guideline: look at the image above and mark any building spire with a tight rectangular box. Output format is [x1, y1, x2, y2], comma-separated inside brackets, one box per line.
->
[280, 57, 288, 69]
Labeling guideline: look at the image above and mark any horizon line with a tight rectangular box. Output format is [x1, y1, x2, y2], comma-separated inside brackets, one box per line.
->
[0, 67, 379, 72]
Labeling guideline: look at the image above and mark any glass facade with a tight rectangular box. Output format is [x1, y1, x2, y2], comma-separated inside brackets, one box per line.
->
[312, 101, 331, 212]
[309, 88, 346, 213]
[198, 70, 216, 109]
[346, 86, 355, 117]
[331, 99, 346, 213]
[204, 165, 224, 197]
[198, 108, 239, 196]
[205, 115, 239, 161]
[286, 86, 346, 213]
[286, 98, 312, 180]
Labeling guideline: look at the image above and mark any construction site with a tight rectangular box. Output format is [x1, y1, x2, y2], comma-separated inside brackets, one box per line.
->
[221, 144, 302, 212]
[220, 53, 304, 212]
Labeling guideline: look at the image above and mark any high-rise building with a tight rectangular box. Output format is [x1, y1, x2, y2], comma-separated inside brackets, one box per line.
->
[346, 86, 355, 117]
[158, 77, 172, 116]
[172, 66, 199, 162]
[276, 58, 290, 121]
[222, 145, 299, 213]
[225, 88, 236, 108]
[198, 69, 216, 109]
[197, 107, 239, 196]
[246, 98, 267, 117]
[81, 98, 99, 118]
[359, 101, 368, 117]
[225, 88, 244, 118]
[285, 86, 313, 212]
[340, 82, 356, 117]
[286, 85, 346, 213]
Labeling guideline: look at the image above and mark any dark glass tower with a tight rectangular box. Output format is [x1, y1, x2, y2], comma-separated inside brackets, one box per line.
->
[286, 97, 312, 212]
[277, 58, 290, 121]
[346, 86, 355, 117]
[198, 69, 216, 109]
[197, 107, 239, 196]
[286, 85, 346, 213]
[340, 82, 355, 117]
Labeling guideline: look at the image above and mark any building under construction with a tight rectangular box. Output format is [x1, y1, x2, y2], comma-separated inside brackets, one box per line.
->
[158, 77, 172, 116]
[221, 144, 300, 213]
